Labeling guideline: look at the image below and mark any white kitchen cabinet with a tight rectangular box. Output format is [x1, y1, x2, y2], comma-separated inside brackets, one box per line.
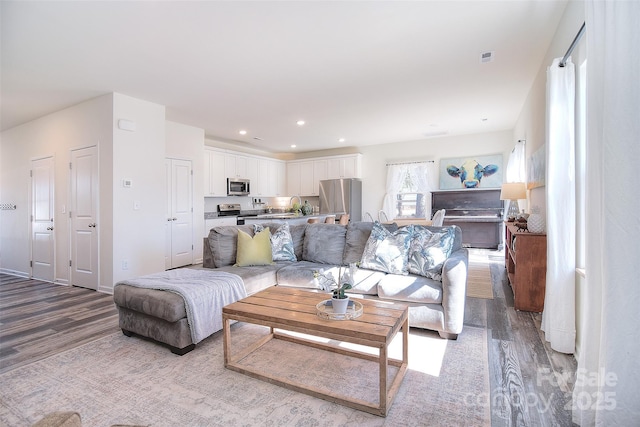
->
[225, 153, 248, 179]
[327, 154, 362, 179]
[299, 161, 315, 196]
[287, 162, 302, 196]
[245, 156, 259, 195]
[272, 160, 287, 196]
[204, 148, 226, 196]
[313, 160, 327, 195]
[256, 158, 270, 196]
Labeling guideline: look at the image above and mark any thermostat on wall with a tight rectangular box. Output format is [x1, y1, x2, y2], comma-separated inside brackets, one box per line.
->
[118, 119, 136, 131]
[123, 179, 132, 188]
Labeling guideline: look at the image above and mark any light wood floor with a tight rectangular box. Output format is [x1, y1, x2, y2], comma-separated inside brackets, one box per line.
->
[0, 257, 577, 425]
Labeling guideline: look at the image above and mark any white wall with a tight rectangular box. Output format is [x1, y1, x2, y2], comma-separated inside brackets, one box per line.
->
[0, 95, 113, 281]
[110, 94, 166, 289]
[166, 121, 205, 263]
[358, 130, 515, 219]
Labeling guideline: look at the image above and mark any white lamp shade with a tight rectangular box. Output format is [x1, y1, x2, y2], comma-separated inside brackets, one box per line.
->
[500, 182, 526, 200]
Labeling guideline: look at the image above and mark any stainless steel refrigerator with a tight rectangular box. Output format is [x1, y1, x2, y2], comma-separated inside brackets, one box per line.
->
[319, 178, 362, 222]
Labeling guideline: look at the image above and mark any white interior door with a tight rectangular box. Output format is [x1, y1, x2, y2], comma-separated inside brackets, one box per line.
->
[31, 156, 55, 282]
[70, 146, 99, 290]
[166, 158, 193, 269]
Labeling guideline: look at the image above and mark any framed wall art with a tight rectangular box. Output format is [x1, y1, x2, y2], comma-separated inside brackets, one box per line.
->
[527, 144, 545, 189]
[439, 154, 503, 190]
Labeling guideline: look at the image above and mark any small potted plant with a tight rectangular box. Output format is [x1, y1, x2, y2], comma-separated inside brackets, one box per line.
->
[313, 263, 357, 314]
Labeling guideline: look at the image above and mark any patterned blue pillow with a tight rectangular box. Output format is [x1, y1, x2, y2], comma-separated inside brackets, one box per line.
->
[360, 222, 413, 275]
[254, 223, 296, 262]
[408, 226, 455, 281]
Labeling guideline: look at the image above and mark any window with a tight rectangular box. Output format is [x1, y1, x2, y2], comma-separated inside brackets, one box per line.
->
[382, 163, 431, 219]
[395, 172, 426, 218]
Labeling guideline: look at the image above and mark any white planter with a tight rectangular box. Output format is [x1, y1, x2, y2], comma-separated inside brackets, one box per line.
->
[331, 296, 350, 314]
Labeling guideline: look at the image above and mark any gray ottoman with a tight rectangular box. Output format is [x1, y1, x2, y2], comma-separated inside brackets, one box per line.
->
[113, 285, 195, 355]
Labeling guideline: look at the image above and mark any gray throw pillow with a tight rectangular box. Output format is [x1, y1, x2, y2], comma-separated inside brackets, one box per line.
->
[254, 223, 296, 262]
[360, 222, 413, 275]
[407, 226, 455, 281]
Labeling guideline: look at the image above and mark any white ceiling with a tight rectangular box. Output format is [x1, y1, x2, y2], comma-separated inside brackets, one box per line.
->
[1, 1, 567, 153]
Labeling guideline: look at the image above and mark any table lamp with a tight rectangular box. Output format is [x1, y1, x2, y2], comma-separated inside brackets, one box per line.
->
[500, 182, 526, 221]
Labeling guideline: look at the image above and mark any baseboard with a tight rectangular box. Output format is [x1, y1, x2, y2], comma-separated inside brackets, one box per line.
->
[0, 268, 29, 278]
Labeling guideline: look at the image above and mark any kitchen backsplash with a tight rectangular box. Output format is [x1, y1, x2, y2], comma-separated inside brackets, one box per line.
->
[204, 196, 320, 214]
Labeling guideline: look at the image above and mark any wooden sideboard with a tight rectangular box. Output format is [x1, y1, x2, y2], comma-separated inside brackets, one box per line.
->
[504, 222, 547, 312]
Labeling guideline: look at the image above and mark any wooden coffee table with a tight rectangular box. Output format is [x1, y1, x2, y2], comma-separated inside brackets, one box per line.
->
[222, 286, 409, 417]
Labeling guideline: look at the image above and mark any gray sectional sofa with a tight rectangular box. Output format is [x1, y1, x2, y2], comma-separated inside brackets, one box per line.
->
[210, 221, 470, 336]
[114, 221, 468, 354]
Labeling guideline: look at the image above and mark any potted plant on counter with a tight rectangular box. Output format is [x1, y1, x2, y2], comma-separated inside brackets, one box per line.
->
[313, 263, 357, 314]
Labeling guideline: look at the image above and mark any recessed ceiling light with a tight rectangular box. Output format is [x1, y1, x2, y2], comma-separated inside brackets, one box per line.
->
[296, 120, 305, 126]
[291, 144, 297, 148]
[239, 130, 247, 135]
[338, 138, 346, 143]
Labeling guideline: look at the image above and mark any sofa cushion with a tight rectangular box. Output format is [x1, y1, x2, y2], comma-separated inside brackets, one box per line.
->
[302, 223, 347, 265]
[289, 223, 307, 260]
[214, 264, 282, 295]
[113, 284, 186, 323]
[254, 222, 297, 262]
[276, 261, 329, 290]
[208, 225, 255, 267]
[408, 226, 455, 281]
[377, 273, 443, 304]
[235, 228, 273, 267]
[343, 221, 398, 264]
[276, 262, 383, 295]
[360, 222, 413, 275]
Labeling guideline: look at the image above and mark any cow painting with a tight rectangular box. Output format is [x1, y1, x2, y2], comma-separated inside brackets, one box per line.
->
[446, 160, 499, 188]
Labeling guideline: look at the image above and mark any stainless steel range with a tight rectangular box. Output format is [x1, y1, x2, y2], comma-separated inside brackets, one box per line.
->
[217, 203, 241, 218]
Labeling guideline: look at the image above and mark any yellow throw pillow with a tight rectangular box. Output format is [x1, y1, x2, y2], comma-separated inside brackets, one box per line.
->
[235, 228, 273, 267]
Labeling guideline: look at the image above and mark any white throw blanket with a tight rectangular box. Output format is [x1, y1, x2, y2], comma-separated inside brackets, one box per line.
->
[117, 269, 246, 344]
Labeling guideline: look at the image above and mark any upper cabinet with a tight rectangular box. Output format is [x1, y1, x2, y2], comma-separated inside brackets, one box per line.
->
[287, 154, 362, 197]
[327, 154, 362, 179]
[204, 148, 227, 196]
[205, 147, 285, 197]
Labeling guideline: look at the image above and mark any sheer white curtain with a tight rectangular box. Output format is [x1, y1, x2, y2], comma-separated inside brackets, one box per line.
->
[573, 2, 640, 425]
[381, 163, 432, 220]
[505, 140, 526, 182]
[408, 162, 431, 196]
[381, 164, 408, 220]
[541, 57, 576, 354]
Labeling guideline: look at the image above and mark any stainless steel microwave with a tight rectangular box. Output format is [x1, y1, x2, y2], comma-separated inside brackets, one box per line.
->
[227, 178, 250, 196]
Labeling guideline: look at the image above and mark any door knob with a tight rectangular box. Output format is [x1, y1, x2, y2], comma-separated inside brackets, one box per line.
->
[47, 227, 54, 231]
[88, 223, 97, 228]
[172, 217, 178, 221]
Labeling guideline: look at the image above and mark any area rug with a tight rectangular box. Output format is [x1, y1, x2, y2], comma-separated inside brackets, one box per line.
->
[466, 261, 494, 299]
[0, 323, 490, 426]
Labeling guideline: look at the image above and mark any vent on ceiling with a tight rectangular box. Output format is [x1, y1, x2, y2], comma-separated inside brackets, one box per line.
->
[480, 51, 495, 64]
